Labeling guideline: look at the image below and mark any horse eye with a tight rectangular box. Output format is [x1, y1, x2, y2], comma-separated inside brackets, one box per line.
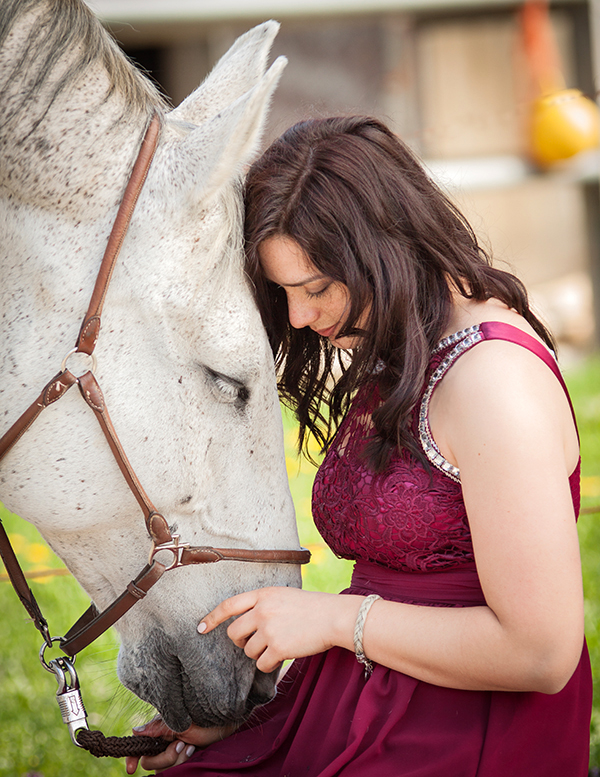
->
[204, 367, 249, 406]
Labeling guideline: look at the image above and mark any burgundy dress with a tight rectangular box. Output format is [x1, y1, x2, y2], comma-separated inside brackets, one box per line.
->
[166, 321, 592, 776]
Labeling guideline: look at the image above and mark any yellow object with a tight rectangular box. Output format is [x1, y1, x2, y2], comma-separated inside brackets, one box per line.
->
[530, 88, 600, 166]
[26, 541, 52, 564]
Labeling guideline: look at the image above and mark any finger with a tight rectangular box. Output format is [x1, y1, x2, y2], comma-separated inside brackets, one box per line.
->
[125, 755, 139, 775]
[179, 722, 240, 747]
[226, 611, 261, 648]
[197, 590, 261, 634]
[132, 715, 175, 740]
[239, 628, 269, 662]
[139, 740, 194, 772]
[240, 628, 285, 673]
[255, 647, 285, 675]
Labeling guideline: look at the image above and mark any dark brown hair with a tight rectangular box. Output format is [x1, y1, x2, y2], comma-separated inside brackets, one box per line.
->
[244, 115, 554, 470]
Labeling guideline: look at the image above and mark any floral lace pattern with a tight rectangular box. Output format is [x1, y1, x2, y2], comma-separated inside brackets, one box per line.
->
[312, 342, 476, 573]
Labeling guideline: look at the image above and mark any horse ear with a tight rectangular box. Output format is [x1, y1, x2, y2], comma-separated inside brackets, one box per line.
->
[167, 55, 286, 203]
[169, 21, 280, 126]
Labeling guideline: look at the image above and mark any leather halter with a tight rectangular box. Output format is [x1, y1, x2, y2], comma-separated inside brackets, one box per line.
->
[0, 112, 310, 657]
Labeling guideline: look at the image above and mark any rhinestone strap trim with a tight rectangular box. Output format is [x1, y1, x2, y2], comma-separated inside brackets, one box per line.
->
[431, 323, 482, 355]
[418, 324, 484, 484]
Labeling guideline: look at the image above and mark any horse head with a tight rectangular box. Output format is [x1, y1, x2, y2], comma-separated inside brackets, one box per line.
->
[0, 0, 300, 732]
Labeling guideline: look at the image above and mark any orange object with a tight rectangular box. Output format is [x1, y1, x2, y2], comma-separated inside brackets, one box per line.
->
[521, 0, 600, 166]
[530, 89, 600, 166]
[521, 0, 564, 95]
[521, 0, 566, 94]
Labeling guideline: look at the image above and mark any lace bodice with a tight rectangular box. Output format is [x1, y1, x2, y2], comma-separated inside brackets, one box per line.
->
[312, 321, 580, 573]
[312, 340, 475, 573]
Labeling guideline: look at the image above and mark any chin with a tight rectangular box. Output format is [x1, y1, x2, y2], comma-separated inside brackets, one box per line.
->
[331, 336, 359, 349]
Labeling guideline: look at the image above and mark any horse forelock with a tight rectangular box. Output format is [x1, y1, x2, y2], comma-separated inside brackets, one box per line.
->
[0, 0, 166, 136]
[218, 178, 245, 275]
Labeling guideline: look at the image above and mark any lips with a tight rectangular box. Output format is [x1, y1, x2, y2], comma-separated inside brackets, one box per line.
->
[314, 325, 336, 338]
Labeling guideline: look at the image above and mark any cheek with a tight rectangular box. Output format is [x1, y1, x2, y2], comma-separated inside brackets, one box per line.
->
[334, 290, 351, 318]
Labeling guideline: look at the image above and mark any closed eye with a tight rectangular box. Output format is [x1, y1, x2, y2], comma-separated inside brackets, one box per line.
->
[204, 367, 249, 406]
[305, 283, 331, 299]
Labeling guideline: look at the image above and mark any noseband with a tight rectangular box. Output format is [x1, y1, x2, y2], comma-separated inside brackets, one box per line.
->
[0, 112, 310, 662]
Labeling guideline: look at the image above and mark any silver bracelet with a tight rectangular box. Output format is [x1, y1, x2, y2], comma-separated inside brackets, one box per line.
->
[353, 594, 381, 679]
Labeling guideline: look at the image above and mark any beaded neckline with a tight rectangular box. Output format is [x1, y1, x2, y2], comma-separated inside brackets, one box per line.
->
[418, 324, 485, 484]
[432, 323, 482, 356]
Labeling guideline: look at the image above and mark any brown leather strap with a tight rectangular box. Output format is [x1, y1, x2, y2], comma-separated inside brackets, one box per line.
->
[181, 546, 312, 565]
[0, 370, 78, 462]
[0, 109, 311, 660]
[59, 544, 311, 656]
[0, 368, 78, 646]
[0, 115, 165, 652]
[76, 114, 161, 356]
[77, 371, 171, 543]
[0, 115, 160, 465]
[0, 518, 51, 644]
[60, 562, 166, 656]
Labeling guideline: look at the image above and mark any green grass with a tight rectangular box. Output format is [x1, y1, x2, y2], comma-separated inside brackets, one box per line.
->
[0, 353, 598, 775]
[567, 354, 600, 766]
[0, 508, 149, 777]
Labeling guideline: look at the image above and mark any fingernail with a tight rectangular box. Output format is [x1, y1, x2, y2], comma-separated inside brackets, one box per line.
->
[197, 622, 207, 634]
[132, 725, 146, 732]
[186, 745, 196, 757]
[175, 741, 185, 753]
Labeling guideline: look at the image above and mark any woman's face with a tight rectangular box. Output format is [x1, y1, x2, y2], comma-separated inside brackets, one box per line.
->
[259, 235, 365, 349]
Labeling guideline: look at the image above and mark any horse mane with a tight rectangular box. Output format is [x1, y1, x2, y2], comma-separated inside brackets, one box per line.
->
[0, 0, 167, 132]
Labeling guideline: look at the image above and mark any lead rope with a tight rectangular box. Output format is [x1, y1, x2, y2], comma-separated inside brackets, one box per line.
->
[76, 730, 169, 759]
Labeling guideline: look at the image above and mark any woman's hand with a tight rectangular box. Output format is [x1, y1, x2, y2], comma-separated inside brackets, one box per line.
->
[125, 589, 359, 772]
[198, 587, 362, 673]
[125, 716, 238, 774]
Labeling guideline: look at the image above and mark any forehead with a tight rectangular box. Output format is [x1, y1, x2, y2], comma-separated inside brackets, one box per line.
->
[258, 236, 322, 286]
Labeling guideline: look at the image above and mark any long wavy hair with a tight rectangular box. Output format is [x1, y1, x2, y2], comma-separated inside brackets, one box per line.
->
[244, 116, 554, 471]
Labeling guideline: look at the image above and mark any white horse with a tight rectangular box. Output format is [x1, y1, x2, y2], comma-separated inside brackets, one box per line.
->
[0, 0, 302, 733]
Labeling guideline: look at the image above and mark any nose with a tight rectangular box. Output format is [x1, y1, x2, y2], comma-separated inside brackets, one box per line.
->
[287, 296, 319, 330]
[247, 668, 277, 710]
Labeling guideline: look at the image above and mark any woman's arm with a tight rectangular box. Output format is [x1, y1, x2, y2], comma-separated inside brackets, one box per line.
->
[200, 341, 584, 694]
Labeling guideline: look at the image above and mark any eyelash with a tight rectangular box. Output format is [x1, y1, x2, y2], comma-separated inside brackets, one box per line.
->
[306, 284, 331, 299]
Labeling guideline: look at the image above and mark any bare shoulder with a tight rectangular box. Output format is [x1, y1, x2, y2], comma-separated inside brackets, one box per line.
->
[429, 309, 578, 474]
[439, 338, 563, 441]
[438, 301, 559, 408]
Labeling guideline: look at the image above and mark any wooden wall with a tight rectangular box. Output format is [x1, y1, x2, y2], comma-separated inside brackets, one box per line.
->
[112, 3, 597, 350]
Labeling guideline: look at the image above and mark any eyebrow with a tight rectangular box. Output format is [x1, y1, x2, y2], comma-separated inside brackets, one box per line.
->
[271, 275, 329, 288]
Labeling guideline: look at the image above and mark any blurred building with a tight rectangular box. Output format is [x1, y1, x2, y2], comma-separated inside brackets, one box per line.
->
[89, 0, 600, 354]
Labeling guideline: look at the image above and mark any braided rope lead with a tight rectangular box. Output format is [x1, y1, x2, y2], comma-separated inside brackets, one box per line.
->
[353, 594, 382, 679]
[76, 729, 171, 758]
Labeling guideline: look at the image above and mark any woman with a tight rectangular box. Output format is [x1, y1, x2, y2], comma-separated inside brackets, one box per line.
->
[126, 116, 591, 775]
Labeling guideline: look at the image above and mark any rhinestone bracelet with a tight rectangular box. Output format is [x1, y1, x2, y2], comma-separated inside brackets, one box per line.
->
[353, 594, 382, 679]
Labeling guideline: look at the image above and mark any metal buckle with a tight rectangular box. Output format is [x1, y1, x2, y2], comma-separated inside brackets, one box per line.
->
[149, 534, 191, 571]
